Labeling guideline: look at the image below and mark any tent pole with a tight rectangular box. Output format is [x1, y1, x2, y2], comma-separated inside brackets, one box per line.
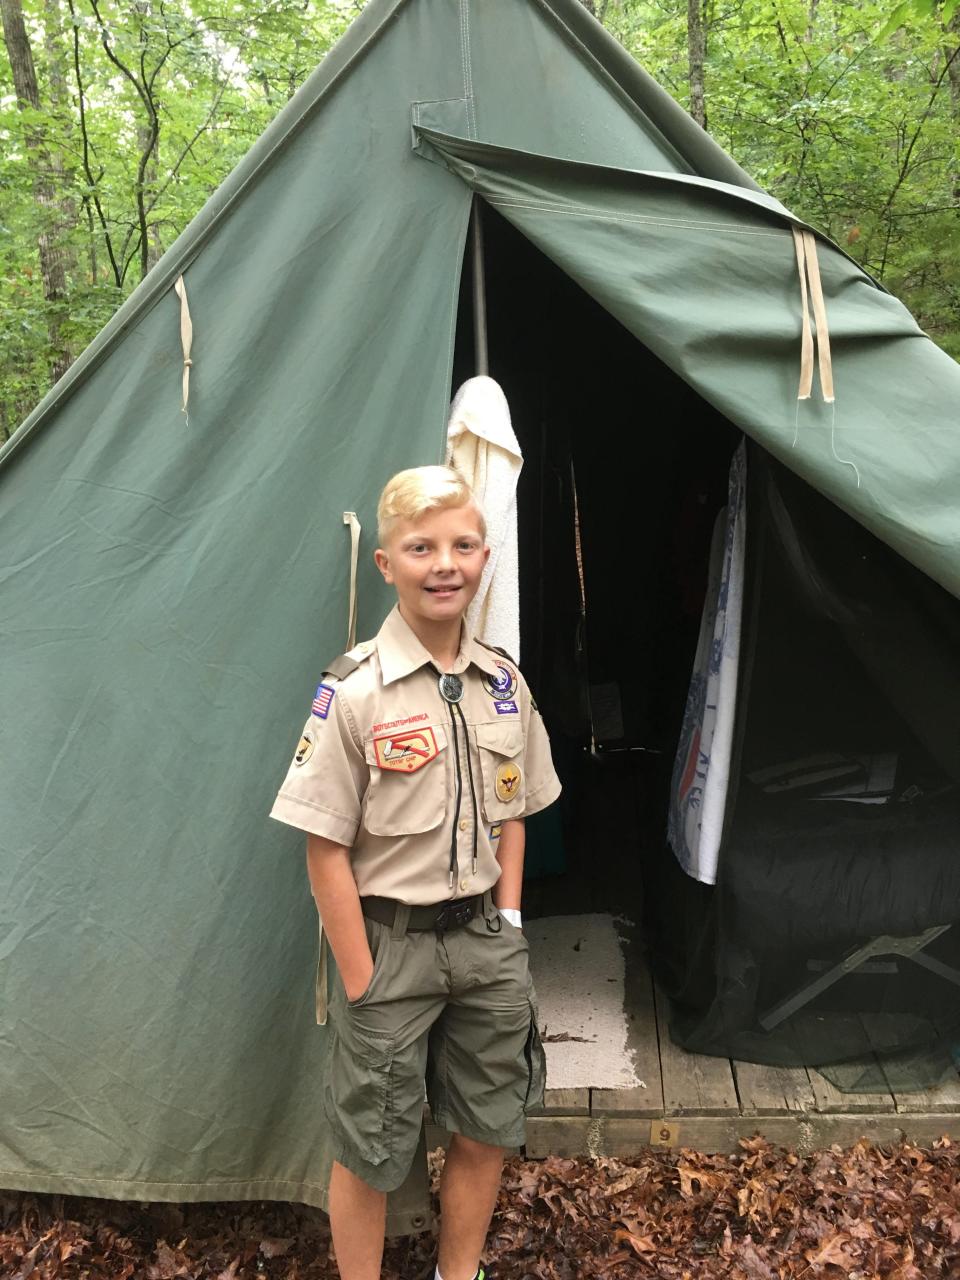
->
[471, 200, 489, 376]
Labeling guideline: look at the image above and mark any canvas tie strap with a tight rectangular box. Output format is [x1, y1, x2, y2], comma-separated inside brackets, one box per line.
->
[792, 228, 834, 403]
[343, 511, 361, 651]
[173, 275, 194, 417]
[313, 510, 362, 1024]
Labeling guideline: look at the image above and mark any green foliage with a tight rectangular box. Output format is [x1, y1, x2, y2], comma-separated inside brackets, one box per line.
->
[1, 0, 360, 438]
[1, 0, 958, 437]
[607, 0, 960, 358]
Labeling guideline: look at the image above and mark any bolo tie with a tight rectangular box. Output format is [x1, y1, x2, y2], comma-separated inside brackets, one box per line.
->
[438, 672, 479, 889]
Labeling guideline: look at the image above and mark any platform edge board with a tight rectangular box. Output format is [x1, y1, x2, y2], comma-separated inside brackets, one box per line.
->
[528, 1088, 591, 1117]
[522, 1113, 960, 1159]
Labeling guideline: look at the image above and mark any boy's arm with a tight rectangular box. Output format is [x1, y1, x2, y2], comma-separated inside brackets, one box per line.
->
[306, 833, 374, 1002]
[493, 818, 524, 912]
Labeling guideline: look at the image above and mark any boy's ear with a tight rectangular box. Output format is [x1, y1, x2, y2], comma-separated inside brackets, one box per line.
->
[482, 543, 491, 567]
[374, 547, 393, 584]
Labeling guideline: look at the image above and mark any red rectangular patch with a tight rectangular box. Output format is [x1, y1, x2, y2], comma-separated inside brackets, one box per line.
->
[372, 727, 440, 773]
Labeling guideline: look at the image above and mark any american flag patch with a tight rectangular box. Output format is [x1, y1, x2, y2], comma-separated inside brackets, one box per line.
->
[312, 683, 335, 719]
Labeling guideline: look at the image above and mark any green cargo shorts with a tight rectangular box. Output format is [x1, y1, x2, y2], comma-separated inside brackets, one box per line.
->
[322, 894, 546, 1193]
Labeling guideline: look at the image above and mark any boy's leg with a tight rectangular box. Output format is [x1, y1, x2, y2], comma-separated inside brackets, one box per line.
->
[437, 1134, 506, 1280]
[328, 1159, 386, 1280]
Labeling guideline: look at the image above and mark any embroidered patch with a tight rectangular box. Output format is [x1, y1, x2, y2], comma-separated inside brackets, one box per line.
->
[312, 683, 335, 719]
[495, 700, 519, 715]
[484, 662, 518, 702]
[373, 726, 440, 773]
[294, 733, 314, 766]
[495, 761, 522, 802]
[490, 823, 502, 843]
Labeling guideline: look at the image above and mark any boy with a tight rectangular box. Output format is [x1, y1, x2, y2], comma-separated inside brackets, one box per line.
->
[270, 466, 561, 1280]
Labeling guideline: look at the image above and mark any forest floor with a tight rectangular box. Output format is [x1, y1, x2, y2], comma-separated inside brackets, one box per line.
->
[3, 1138, 960, 1279]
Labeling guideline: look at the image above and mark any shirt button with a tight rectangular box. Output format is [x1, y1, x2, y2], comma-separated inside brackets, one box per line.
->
[459, 818, 468, 831]
[459, 878, 469, 892]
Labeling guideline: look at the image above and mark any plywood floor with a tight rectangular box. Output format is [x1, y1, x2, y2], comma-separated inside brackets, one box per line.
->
[509, 753, 960, 1156]
[523, 955, 960, 1157]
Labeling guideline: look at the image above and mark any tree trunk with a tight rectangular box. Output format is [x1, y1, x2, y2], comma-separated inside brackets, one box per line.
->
[942, 12, 960, 199]
[806, 0, 819, 44]
[42, 0, 78, 276]
[688, 0, 707, 129]
[1, 0, 72, 382]
[138, 119, 162, 272]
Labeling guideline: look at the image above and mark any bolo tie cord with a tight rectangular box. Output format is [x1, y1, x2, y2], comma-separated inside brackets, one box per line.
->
[454, 700, 480, 877]
[444, 698, 480, 887]
[446, 701, 464, 889]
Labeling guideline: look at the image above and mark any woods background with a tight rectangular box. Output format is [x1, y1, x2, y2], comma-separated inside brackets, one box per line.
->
[1, 0, 958, 441]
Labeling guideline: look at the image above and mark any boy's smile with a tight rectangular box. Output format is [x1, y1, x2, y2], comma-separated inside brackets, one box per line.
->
[374, 504, 490, 637]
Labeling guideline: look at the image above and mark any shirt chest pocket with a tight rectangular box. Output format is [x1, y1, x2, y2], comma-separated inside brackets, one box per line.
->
[362, 723, 448, 836]
[474, 721, 526, 821]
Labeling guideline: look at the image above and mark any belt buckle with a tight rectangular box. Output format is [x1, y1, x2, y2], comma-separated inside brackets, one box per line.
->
[434, 900, 474, 934]
[451, 900, 474, 929]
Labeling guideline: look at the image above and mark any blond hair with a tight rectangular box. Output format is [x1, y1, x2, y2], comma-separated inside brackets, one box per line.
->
[377, 466, 486, 545]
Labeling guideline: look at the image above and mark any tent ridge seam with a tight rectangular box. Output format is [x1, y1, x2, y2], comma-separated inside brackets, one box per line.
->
[459, 0, 476, 139]
[528, 0, 693, 177]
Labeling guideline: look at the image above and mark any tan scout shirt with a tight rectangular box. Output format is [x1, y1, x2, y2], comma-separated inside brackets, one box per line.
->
[270, 605, 561, 904]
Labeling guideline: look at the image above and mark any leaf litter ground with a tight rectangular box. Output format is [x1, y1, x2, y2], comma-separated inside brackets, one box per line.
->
[3, 1137, 960, 1279]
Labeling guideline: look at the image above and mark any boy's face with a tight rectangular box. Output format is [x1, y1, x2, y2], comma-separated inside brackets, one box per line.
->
[374, 503, 490, 629]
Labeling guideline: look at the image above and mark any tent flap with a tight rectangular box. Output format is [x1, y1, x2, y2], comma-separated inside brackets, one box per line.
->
[415, 126, 960, 600]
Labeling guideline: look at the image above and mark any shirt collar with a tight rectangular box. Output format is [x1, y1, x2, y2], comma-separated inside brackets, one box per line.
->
[376, 605, 503, 686]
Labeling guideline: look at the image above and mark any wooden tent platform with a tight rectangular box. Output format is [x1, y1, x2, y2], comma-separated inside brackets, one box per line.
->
[522, 960, 960, 1158]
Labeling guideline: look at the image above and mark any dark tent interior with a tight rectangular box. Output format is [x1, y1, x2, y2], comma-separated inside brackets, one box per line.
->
[451, 201, 960, 1092]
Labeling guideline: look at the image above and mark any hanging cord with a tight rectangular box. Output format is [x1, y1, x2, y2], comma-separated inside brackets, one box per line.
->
[791, 228, 860, 487]
[342, 511, 361, 649]
[446, 701, 464, 888]
[570, 459, 597, 757]
[173, 275, 193, 423]
[454, 701, 480, 875]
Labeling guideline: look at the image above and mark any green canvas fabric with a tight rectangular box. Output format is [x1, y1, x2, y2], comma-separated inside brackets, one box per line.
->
[415, 128, 960, 598]
[2, 0, 959, 1228]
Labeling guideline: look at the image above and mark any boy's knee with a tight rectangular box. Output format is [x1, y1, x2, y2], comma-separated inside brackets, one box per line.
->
[448, 1132, 508, 1162]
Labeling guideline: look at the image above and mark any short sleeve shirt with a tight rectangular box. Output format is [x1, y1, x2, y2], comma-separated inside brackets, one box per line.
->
[269, 605, 562, 904]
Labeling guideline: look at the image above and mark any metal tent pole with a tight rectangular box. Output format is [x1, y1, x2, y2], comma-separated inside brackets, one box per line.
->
[471, 201, 489, 376]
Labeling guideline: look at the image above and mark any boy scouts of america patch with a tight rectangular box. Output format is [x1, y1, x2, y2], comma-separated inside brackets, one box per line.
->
[484, 663, 518, 702]
[295, 733, 314, 766]
[495, 762, 522, 802]
[373, 727, 440, 773]
[312, 683, 335, 719]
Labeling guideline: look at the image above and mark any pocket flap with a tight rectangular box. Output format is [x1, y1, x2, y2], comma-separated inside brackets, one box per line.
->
[475, 721, 523, 757]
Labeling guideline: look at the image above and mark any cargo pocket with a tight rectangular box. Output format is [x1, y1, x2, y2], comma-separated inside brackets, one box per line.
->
[363, 723, 447, 835]
[329, 1020, 396, 1167]
[475, 721, 526, 820]
[522, 999, 547, 1113]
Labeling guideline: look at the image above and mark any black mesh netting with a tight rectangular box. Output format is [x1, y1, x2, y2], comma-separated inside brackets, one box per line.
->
[649, 449, 960, 1092]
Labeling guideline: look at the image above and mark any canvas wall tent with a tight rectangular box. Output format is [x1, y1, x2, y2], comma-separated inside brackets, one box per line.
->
[3, 0, 960, 1228]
